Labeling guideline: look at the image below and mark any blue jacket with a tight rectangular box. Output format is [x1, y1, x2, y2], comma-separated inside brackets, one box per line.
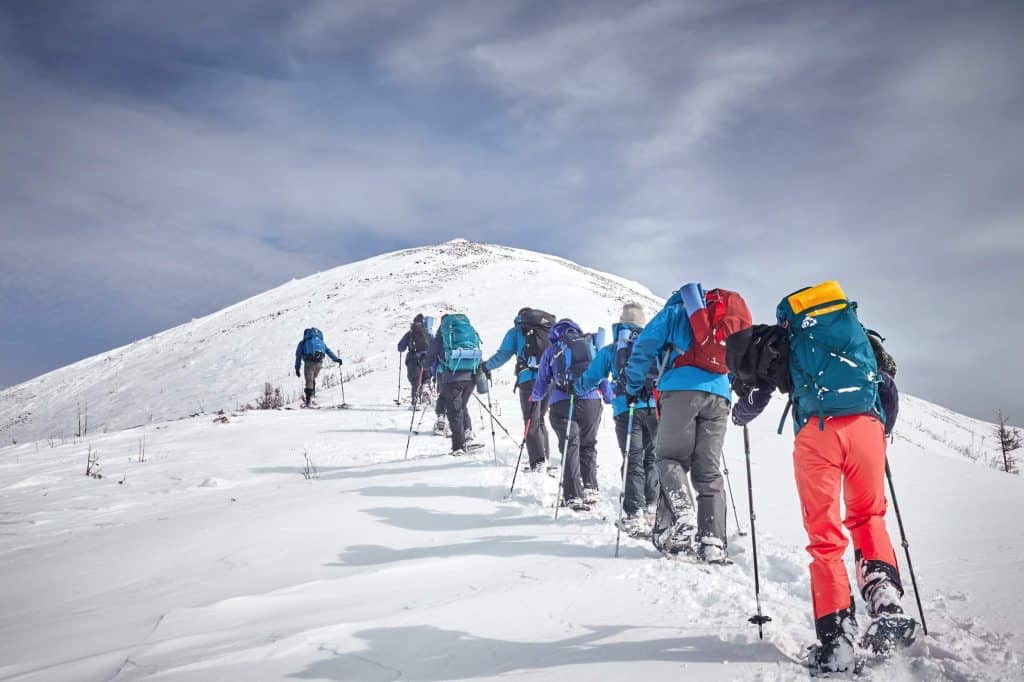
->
[484, 325, 538, 385]
[530, 320, 611, 406]
[624, 284, 731, 403]
[576, 322, 656, 417]
[294, 340, 340, 372]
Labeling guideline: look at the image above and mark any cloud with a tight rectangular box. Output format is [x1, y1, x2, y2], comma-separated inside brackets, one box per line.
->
[1, 1, 1022, 423]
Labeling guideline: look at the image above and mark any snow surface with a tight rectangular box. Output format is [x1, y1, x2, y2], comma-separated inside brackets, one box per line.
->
[0, 240, 1021, 680]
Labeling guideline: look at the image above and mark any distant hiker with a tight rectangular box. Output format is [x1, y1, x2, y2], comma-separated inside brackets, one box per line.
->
[481, 308, 556, 472]
[623, 283, 750, 563]
[397, 314, 432, 407]
[425, 313, 483, 456]
[531, 319, 612, 511]
[576, 303, 660, 536]
[727, 281, 914, 674]
[294, 327, 342, 407]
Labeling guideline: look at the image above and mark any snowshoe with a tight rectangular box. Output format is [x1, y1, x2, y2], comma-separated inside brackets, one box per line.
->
[697, 537, 732, 565]
[450, 448, 466, 457]
[546, 464, 560, 478]
[616, 512, 651, 539]
[806, 636, 862, 677]
[465, 442, 485, 452]
[562, 497, 591, 512]
[582, 487, 600, 504]
[860, 614, 917, 657]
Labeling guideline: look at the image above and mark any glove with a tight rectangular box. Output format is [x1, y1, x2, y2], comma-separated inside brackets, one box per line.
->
[295, 368, 300, 378]
[481, 367, 492, 381]
[337, 359, 343, 366]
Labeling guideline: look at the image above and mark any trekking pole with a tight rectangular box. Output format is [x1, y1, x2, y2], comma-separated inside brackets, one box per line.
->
[744, 425, 772, 639]
[404, 366, 425, 459]
[507, 416, 533, 497]
[722, 452, 746, 536]
[486, 378, 499, 466]
[614, 405, 635, 558]
[396, 352, 403, 405]
[553, 395, 575, 520]
[413, 396, 432, 434]
[885, 458, 928, 636]
[339, 365, 350, 409]
[470, 393, 519, 446]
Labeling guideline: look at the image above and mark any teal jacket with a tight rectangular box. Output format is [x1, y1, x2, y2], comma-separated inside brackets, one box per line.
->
[624, 285, 731, 403]
[576, 323, 657, 418]
[484, 326, 537, 385]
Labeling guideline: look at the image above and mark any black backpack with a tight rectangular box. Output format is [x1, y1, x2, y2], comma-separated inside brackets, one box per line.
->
[613, 327, 658, 397]
[552, 331, 596, 392]
[408, 322, 430, 353]
[866, 329, 897, 377]
[518, 308, 556, 371]
[724, 324, 793, 395]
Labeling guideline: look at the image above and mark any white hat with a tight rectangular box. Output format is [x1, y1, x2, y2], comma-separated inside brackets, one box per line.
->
[620, 303, 646, 326]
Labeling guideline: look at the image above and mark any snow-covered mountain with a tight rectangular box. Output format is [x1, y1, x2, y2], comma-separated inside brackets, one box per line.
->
[0, 239, 662, 445]
[1, 240, 1021, 680]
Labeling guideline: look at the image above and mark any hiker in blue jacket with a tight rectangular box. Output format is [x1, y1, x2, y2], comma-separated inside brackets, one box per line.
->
[294, 328, 342, 407]
[623, 283, 732, 562]
[481, 308, 554, 472]
[531, 319, 613, 511]
[424, 314, 483, 456]
[576, 303, 660, 537]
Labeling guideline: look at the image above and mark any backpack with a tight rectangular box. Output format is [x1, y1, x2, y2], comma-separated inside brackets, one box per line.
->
[518, 308, 556, 371]
[673, 287, 752, 374]
[408, 322, 430, 353]
[613, 327, 658, 397]
[776, 281, 880, 429]
[866, 329, 897, 377]
[439, 314, 482, 373]
[724, 324, 793, 395]
[302, 327, 326, 360]
[552, 331, 597, 391]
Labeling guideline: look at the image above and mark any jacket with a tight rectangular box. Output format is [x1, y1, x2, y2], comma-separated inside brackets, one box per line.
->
[484, 325, 538, 385]
[576, 322, 657, 417]
[530, 320, 610, 406]
[624, 284, 731, 403]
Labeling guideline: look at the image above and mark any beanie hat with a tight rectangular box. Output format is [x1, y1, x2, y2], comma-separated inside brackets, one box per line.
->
[413, 313, 424, 324]
[619, 303, 646, 326]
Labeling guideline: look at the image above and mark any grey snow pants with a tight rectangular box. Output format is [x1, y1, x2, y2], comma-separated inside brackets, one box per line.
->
[655, 390, 730, 545]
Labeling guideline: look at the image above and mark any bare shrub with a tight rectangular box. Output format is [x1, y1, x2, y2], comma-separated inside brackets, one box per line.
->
[301, 451, 318, 480]
[256, 383, 284, 410]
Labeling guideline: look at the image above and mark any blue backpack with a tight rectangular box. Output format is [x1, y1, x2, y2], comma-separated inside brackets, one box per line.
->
[302, 327, 327, 360]
[776, 281, 881, 431]
[439, 314, 482, 372]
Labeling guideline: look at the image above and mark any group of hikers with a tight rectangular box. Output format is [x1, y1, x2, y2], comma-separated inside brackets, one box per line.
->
[292, 280, 917, 674]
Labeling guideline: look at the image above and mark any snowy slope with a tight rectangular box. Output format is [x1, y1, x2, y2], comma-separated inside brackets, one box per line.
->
[0, 240, 662, 445]
[1, 240, 1022, 681]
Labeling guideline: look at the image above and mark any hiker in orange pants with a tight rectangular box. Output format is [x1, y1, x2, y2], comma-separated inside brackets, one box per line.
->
[794, 414, 902, 640]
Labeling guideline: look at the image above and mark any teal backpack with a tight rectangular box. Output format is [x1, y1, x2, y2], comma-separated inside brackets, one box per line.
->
[439, 314, 482, 373]
[776, 281, 881, 431]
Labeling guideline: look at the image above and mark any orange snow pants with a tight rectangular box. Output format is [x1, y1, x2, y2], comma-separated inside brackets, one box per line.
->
[793, 414, 899, 621]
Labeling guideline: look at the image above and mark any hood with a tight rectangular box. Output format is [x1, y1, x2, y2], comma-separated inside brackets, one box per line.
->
[549, 318, 583, 342]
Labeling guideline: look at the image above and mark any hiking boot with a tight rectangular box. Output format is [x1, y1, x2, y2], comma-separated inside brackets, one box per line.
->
[434, 418, 447, 434]
[810, 609, 858, 674]
[528, 461, 546, 473]
[464, 429, 476, 444]
[450, 448, 466, 457]
[617, 512, 650, 538]
[697, 536, 728, 564]
[563, 497, 591, 512]
[582, 487, 600, 504]
[808, 633, 856, 674]
[864, 578, 904, 618]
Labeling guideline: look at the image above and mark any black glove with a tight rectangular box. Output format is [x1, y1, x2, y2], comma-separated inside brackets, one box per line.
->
[482, 367, 492, 381]
[337, 358, 343, 366]
[624, 392, 639, 406]
[295, 368, 300, 378]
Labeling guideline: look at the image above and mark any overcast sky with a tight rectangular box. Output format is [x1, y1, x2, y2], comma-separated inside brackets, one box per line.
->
[2, 1, 1022, 424]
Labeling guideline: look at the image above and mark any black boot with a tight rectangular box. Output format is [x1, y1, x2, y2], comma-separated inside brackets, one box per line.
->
[304, 388, 314, 406]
